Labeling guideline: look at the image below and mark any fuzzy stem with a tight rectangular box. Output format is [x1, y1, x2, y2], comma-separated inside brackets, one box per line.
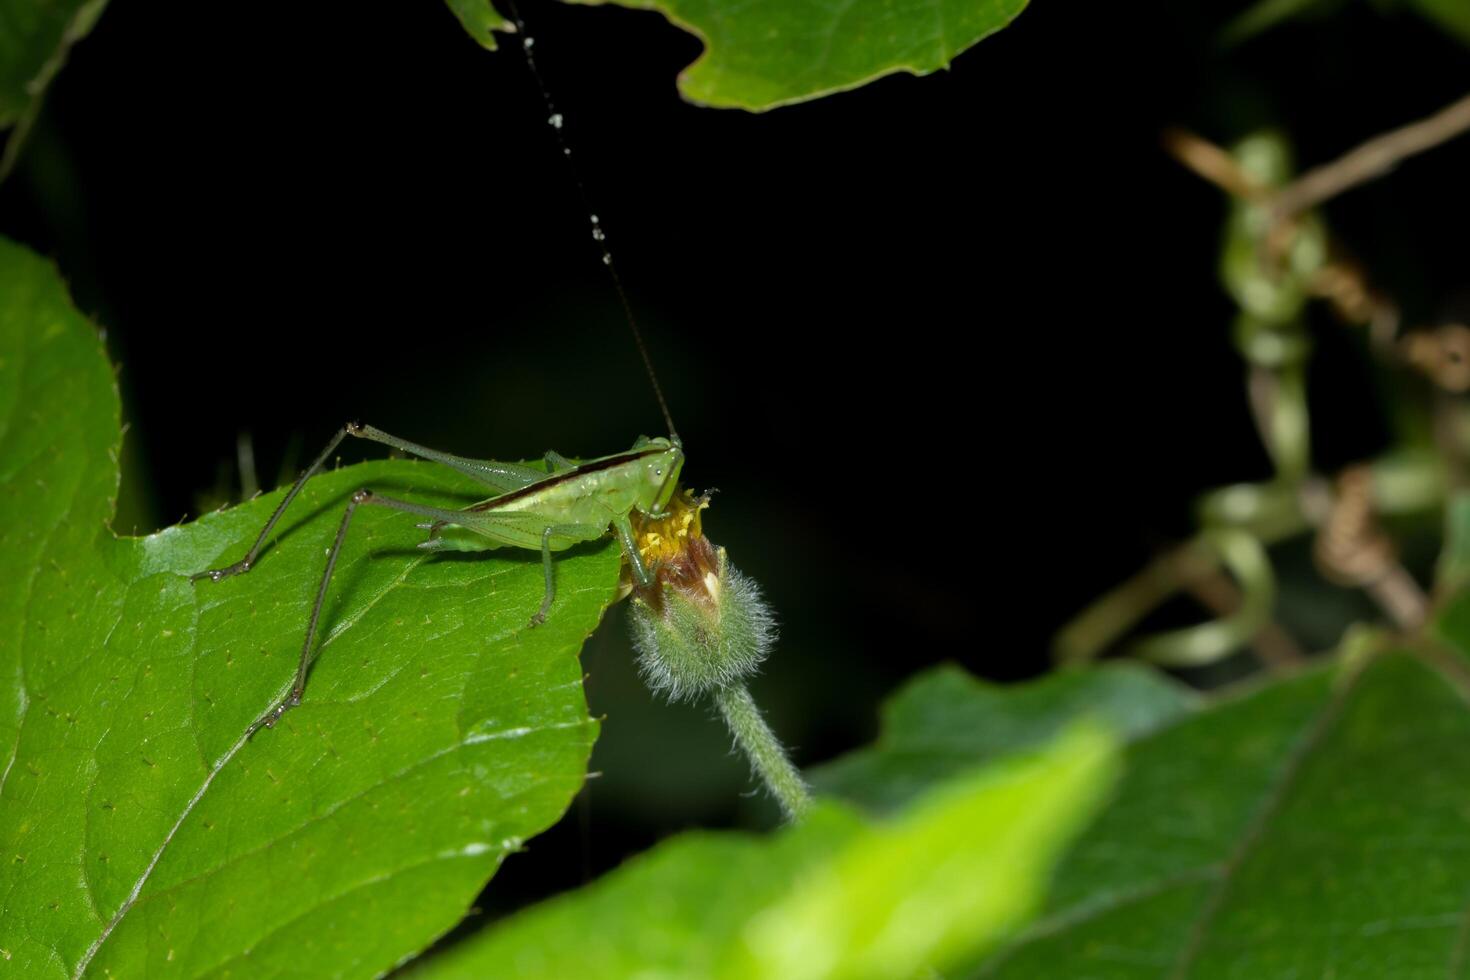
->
[714, 682, 812, 822]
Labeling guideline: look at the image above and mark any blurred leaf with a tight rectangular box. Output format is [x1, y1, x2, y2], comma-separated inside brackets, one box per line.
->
[736, 725, 1118, 980]
[411, 807, 866, 979]
[0, 0, 107, 128]
[809, 662, 1194, 812]
[1223, 0, 1470, 46]
[409, 724, 1118, 980]
[1400, 0, 1470, 45]
[0, 0, 108, 177]
[1221, 0, 1343, 45]
[819, 653, 1470, 976]
[0, 236, 619, 977]
[1432, 498, 1470, 654]
[445, 0, 512, 50]
[1436, 491, 1470, 599]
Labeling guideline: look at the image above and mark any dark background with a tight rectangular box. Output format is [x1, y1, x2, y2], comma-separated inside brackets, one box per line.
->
[3, 0, 1469, 930]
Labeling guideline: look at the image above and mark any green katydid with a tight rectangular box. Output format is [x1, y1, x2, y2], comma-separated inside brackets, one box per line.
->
[193, 424, 684, 731]
[192, 405, 808, 818]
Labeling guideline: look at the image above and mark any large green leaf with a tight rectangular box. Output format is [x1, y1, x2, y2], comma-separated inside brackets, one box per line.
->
[408, 723, 1119, 979]
[0, 236, 620, 977]
[819, 652, 1470, 977]
[0, 0, 108, 135]
[582, 0, 1030, 110]
[459, 0, 1028, 110]
[810, 662, 1196, 812]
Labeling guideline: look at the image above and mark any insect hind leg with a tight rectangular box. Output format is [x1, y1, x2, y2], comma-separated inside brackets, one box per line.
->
[194, 425, 352, 583]
[194, 422, 547, 584]
[253, 486, 372, 731]
[253, 486, 510, 731]
[532, 524, 607, 627]
[349, 423, 548, 492]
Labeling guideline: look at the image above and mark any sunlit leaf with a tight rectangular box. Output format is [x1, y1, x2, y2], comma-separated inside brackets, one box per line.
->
[810, 662, 1194, 812]
[409, 724, 1118, 979]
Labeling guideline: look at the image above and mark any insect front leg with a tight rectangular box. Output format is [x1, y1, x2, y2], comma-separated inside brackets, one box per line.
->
[613, 514, 653, 589]
[543, 450, 576, 473]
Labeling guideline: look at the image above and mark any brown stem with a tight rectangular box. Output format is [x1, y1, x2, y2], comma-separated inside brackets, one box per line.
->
[1271, 91, 1470, 217]
[1161, 128, 1262, 198]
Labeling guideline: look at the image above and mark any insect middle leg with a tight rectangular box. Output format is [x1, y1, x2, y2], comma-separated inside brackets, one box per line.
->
[253, 487, 592, 729]
[532, 522, 619, 625]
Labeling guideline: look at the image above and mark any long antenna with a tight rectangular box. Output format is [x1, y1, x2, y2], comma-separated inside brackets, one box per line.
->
[503, 0, 681, 444]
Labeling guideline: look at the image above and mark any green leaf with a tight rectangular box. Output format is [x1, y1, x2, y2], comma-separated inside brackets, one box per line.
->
[409, 724, 1119, 979]
[444, 0, 513, 50]
[0, 235, 621, 977]
[817, 653, 1470, 977]
[0, 0, 109, 162]
[413, 807, 866, 979]
[456, 0, 1029, 111]
[809, 662, 1196, 812]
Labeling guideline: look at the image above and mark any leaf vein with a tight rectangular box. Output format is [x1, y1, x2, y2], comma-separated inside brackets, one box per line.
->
[202, 848, 501, 977]
[72, 724, 255, 979]
[972, 865, 1222, 977]
[1164, 661, 1364, 979]
[108, 716, 590, 911]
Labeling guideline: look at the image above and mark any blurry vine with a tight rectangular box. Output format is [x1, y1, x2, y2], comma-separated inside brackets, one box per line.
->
[1055, 90, 1470, 674]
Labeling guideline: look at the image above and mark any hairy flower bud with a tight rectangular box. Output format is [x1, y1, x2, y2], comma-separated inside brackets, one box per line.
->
[623, 489, 809, 819]
[625, 491, 775, 701]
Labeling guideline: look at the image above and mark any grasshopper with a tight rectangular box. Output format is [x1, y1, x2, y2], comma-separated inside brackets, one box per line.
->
[194, 422, 684, 730]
